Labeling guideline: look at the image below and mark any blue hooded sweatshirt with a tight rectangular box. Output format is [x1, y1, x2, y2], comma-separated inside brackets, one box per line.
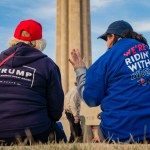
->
[0, 42, 64, 138]
[82, 38, 150, 142]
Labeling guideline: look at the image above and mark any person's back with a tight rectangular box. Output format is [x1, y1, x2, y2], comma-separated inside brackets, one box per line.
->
[88, 37, 150, 142]
[0, 19, 65, 145]
[69, 20, 150, 143]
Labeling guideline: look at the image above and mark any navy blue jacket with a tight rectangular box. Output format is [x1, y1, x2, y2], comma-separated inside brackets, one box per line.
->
[83, 38, 150, 142]
[0, 42, 64, 138]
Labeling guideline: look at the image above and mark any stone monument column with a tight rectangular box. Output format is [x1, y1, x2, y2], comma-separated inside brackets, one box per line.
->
[56, 0, 92, 94]
[56, 1, 101, 142]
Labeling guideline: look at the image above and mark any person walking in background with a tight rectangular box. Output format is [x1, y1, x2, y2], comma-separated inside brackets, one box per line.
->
[64, 82, 82, 143]
[69, 20, 150, 143]
[0, 19, 66, 145]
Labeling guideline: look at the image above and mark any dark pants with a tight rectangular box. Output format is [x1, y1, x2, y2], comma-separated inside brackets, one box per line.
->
[0, 121, 67, 146]
[65, 112, 82, 143]
[48, 121, 67, 143]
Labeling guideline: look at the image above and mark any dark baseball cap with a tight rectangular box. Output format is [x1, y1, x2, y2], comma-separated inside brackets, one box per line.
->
[98, 20, 133, 41]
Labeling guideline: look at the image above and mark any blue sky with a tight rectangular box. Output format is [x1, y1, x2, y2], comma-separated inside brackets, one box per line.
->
[0, 0, 150, 62]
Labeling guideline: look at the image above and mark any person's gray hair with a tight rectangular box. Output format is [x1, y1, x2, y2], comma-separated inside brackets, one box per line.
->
[8, 37, 46, 51]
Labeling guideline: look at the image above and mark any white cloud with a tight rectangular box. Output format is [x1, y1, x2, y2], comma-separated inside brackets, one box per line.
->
[91, 19, 150, 36]
[132, 20, 150, 32]
[90, 0, 123, 11]
[25, 5, 56, 20]
[0, 0, 56, 20]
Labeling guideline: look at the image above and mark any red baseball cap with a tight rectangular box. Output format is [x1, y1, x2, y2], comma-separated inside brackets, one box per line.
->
[14, 19, 42, 41]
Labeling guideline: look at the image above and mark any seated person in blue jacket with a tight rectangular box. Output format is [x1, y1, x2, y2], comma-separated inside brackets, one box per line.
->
[0, 19, 66, 145]
[69, 20, 150, 143]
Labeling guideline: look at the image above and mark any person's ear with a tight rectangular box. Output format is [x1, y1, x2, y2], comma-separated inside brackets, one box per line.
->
[111, 34, 115, 40]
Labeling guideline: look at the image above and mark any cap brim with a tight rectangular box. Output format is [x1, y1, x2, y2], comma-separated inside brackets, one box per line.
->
[97, 33, 107, 41]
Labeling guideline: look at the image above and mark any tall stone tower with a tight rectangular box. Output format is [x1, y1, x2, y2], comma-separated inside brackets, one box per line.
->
[56, 0, 92, 94]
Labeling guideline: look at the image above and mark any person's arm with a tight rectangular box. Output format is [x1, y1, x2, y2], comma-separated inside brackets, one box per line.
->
[71, 88, 81, 117]
[69, 49, 106, 107]
[69, 49, 86, 98]
[82, 62, 106, 107]
[46, 65, 64, 121]
[75, 67, 86, 98]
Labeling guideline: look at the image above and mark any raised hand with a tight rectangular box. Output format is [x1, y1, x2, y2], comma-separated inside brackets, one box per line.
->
[69, 49, 86, 69]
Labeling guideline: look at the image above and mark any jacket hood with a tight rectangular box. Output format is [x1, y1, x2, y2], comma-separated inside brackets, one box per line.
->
[0, 42, 47, 68]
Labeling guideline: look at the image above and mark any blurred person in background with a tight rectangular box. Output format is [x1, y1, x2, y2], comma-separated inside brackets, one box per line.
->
[64, 82, 82, 143]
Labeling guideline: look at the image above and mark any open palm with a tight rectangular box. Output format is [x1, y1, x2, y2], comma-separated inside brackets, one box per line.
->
[69, 49, 86, 69]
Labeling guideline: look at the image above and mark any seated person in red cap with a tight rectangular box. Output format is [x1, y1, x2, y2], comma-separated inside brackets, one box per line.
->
[69, 20, 150, 143]
[0, 19, 66, 145]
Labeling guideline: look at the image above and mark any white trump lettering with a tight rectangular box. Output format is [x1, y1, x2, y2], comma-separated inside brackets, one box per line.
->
[1, 69, 7, 73]
[16, 70, 25, 76]
[0, 68, 32, 78]
[26, 72, 32, 77]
